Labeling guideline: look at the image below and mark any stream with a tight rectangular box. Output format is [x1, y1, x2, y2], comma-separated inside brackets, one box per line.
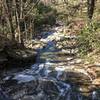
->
[0, 26, 99, 100]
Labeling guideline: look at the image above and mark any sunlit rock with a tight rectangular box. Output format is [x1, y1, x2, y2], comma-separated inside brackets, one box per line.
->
[92, 78, 100, 85]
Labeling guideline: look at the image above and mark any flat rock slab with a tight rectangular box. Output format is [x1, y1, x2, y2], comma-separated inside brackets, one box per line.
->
[6, 49, 37, 61]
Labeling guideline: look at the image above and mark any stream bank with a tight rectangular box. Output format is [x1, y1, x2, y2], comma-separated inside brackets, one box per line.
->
[0, 35, 37, 69]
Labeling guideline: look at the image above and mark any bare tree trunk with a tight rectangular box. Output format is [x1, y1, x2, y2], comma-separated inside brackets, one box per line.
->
[0, 1, 4, 34]
[29, 19, 33, 40]
[24, 20, 28, 41]
[64, 0, 69, 24]
[14, 0, 20, 42]
[3, 0, 15, 40]
[87, 0, 95, 20]
[87, 0, 95, 28]
[14, 0, 24, 46]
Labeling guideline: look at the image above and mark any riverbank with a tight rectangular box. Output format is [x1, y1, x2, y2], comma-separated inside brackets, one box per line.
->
[0, 35, 37, 69]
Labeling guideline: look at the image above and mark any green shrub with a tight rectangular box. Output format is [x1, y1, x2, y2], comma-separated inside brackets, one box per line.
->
[37, 3, 53, 14]
[34, 3, 57, 29]
[78, 22, 100, 56]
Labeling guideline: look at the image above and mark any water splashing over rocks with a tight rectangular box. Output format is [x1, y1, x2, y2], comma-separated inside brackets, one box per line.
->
[0, 26, 100, 100]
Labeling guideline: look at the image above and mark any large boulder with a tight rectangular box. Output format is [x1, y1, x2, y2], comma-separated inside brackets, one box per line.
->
[6, 48, 37, 61]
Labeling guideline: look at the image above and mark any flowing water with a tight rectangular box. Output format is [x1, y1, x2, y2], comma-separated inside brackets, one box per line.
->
[0, 26, 99, 100]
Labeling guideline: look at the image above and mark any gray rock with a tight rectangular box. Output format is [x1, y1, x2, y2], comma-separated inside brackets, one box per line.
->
[0, 89, 12, 100]
[22, 96, 35, 100]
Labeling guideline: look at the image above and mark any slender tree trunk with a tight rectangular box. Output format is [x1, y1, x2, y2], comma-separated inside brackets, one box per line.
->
[9, 15, 15, 40]
[24, 20, 28, 41]
[87, 0, 95, 20]
[3, 0, 15, 40]
[29, 19, 33, 40]
[19, 0, 24, 46]
[87, 0, 95, 28]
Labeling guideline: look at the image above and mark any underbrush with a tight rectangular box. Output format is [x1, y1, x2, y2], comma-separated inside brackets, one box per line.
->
[34, 3, 57, 30]
[78, 21, 100, 57]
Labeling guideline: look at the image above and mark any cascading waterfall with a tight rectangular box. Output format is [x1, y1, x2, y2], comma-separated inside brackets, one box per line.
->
[1, 27, 99, 100]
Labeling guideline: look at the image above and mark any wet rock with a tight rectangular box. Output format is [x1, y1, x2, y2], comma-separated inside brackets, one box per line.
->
[37, 79, 59, 95]
[22, 91, 48, 100]
[48, 71, 58, 78]
[1, 79, 38, 100]
[0, 89, 11, 100]
[22, 96, 35, 100]
[34, 91, 48, 100]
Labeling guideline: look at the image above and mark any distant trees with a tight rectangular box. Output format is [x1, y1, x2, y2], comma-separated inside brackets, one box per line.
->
[0, 0, 57, 46]
[0, 0, 96, 47]
[62, 0, 96, 24]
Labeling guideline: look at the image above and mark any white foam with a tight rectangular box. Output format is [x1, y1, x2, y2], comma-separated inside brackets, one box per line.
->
[92, 91, 97, 100]
[55, 67, 66, 71]
[13, 74, 35, 83]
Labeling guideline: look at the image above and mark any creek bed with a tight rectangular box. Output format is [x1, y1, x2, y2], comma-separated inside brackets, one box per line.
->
[0, 27, 100, 100]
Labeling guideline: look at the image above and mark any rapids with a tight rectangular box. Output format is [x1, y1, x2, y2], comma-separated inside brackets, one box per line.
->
[0, 26, 99, 100]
